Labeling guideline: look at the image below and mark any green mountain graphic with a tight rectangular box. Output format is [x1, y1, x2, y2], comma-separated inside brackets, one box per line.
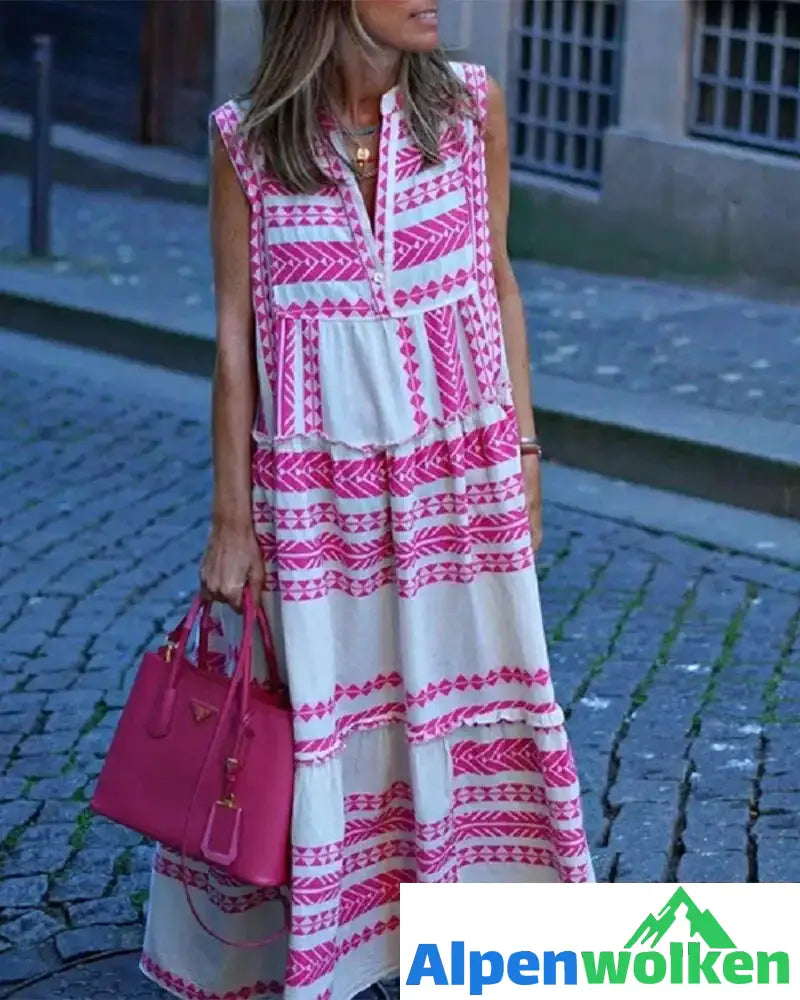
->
[625, 887, 737, 950]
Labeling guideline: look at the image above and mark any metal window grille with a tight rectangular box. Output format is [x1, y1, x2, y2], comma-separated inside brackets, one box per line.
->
[691, 0, 800, 155]
[509, 0, 625, 185]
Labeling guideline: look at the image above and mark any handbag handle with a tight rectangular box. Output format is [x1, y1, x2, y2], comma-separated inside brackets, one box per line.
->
[164, 595, 204, 658]
[178, 590, 290, 949]
[165, 595, 283, 691]
[254, 602, 282, 691]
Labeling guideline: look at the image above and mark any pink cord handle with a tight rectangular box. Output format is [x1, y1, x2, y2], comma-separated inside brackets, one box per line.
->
[166, 595, 283, 690]
[177, 590, 290, 948]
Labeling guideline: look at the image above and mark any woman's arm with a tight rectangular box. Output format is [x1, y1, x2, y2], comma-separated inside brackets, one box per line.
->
[200, 126, 264, 609]
[484, 74, 542, 550]
[209, 126, 257, 527]
[484, 75, 536, 442]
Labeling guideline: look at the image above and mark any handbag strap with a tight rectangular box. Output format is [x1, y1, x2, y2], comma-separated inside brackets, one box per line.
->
[179, 590, 290, 949]
[254, 602, 283, 691]
[168, 594, 283, 693]
[165, 595, 204, 659]
[180, 862, 290, 949]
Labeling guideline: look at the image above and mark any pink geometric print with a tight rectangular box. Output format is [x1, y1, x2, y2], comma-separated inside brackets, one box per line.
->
[394, 167, 464, 213]
[145, 68, 592, 1000]
[292, 696, 562, 764]
[212, 103, 278, 404]
[270, 240, 364, 286]
[396, 317, 428, 433]
[461, 64, 504, 392]
[252, 412, 520, 498]
[254, 509, 529, 574]
[394, 204, 471, 270]
[275, 315, 298, 438]
[301, 321, 323, 435]
[141, 954, 283, 1000]
[458, 289, 496, 403]
[425, 304, 470, 419]
[392, 268, 472, 310]
[257, 550, 536, 604]
[393, 125, 465, 181]
[372, 111, 393, 264]
[254, 475, 524, 533]
[153, 732, 587, 912]
[289, 666, 550, 727]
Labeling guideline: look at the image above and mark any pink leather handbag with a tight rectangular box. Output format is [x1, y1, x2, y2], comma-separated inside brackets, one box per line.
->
[91, 591, 293, 944]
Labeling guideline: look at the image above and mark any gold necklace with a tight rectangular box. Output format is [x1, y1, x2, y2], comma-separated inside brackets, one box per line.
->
[354, 145, 374, 178]
[340, 140, 378, 180]
[335, 117, 380, 180]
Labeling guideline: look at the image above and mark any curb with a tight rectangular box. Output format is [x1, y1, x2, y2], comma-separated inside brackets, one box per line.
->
[1, 144, 208, 206]
[535, 375, 800, 521]
[0, 116, 207, 206]
[0, 289, 214, 377]
[1, 285, 798, 521]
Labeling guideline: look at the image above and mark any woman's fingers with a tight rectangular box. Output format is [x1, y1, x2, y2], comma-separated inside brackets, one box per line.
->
[199, 530, 264, 612]
[207, 579, 244, 611]
[225, 584, 245, 612]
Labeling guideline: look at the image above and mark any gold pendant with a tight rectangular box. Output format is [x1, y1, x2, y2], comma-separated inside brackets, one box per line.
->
[355, 147, 371, 172]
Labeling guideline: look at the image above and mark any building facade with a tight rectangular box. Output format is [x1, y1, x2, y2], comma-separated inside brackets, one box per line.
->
[214, 0, 800, 287]
[2, 0, 795, 286]
[0, 0, 216, 154]
[461, 0, 800, 287]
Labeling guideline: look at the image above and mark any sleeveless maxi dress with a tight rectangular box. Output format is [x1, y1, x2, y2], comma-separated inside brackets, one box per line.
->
[141, 63, 594, 1000]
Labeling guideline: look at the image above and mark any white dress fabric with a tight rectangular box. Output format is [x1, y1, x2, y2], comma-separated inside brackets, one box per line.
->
[141, 62, 594, 1000]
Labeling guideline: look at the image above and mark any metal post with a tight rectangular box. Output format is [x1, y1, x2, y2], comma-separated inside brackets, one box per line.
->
[29, 34, 53, 258]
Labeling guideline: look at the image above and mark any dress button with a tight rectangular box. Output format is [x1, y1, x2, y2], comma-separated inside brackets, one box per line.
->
[373, 271, 384, 285]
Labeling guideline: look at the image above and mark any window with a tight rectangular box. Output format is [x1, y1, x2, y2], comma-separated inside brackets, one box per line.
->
[509, 0, 625, 184]
[691, 0, 800, 155]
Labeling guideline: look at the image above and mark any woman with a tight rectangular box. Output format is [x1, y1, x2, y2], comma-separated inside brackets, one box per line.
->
[141, 2, 593, 998]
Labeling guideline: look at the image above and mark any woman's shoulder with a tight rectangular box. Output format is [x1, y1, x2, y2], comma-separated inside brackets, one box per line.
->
[210, 97, 251, 136]
[448, 61, 488, 91]
[210, 99, 262, 170]
[447, 61, 492, 121]
[209, 99, 264, 199]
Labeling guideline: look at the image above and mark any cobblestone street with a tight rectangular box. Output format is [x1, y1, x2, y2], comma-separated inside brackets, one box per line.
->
[0, 330, 799, 990]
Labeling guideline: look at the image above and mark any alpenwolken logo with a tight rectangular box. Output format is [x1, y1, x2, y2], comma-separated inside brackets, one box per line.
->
[584, 886, 781, 986]
[401, 883, 794, 996]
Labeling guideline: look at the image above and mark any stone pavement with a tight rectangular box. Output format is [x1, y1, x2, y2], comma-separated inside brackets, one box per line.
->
[1, 173, 800, 424]
[1, 953, 161, 1000]
[2, 954, 400, 1000]
[0, 328, 799, 996]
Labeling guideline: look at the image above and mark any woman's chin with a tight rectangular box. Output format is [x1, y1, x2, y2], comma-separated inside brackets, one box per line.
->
[405, 33, 440, 53]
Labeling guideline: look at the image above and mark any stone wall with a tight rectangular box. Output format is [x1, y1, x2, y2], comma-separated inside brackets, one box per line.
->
[214, 0, 261, 105]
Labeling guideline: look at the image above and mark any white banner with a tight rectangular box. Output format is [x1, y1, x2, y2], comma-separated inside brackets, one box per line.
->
[400, 883, 799, 998]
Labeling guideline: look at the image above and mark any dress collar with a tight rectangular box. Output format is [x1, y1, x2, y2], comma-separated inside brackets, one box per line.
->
[319, 84, 403, 128]
[317, 84, 402, 179]
[380, 85, 403, 116]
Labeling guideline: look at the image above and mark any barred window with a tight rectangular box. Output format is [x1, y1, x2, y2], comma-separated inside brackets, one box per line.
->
[509, 0, 625, 185]
[691, 0, 800, 155]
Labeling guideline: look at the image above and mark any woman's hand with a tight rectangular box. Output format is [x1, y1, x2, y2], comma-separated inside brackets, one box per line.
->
[200, 520, 264, 612]
[521, 453, 543, 552]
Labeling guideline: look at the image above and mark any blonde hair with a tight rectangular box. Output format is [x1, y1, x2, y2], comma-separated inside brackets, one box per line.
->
[240, 0, 473, 192]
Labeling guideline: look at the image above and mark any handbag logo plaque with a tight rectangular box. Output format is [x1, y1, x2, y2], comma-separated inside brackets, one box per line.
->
[190, 699, 217, 723]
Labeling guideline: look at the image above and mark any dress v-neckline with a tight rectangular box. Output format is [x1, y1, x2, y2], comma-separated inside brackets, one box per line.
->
[322, 86, 399, 268]
[332, 125, 385, 252]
